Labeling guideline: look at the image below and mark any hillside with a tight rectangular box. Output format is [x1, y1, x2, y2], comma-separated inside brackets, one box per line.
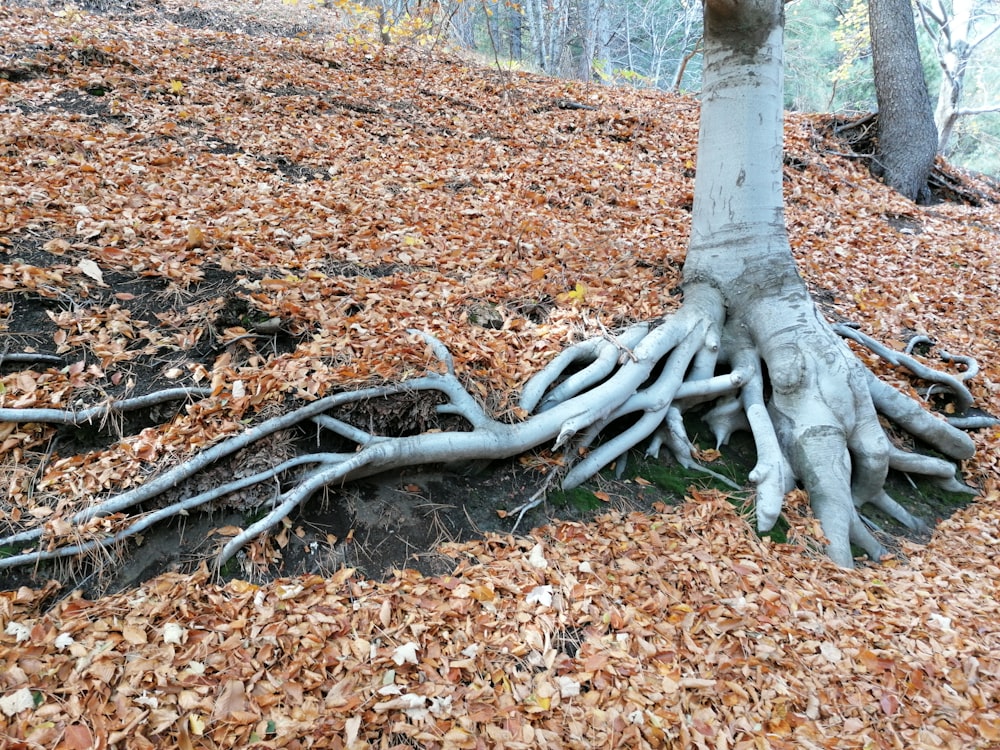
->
[2, 1, 1000, 747]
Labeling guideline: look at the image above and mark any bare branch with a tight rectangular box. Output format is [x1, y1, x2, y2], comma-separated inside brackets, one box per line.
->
[955, 104, 1000, 116]
[969, 17, 1000, 51]
[916, 0, 947, 29]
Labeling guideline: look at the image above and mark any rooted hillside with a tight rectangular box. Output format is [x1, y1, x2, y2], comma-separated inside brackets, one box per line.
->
[2, 1, 1000, 748]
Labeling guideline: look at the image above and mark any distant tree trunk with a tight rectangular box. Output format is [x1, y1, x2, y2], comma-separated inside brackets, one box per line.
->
[510, 4, 523, 60]
[377, 4, 393, 44]
[574, 0, 605, 80]
[449, 0, 478, 50]
[525, 0, 570, 72]
[868, 0, 938, 202]
[917, 0, 1000, 155]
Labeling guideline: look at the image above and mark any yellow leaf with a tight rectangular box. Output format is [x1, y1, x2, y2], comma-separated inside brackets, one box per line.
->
[170, 79, 185, 94]
[186, 225, 206, 249]
[530, 695, 551, 710]
[188, 714, 205, 736]
[558, 282, 588, 304]
[471, 585, 496, 602]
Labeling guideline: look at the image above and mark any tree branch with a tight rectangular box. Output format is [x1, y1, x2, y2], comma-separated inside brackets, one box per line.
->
[955, 104, 1000, 116]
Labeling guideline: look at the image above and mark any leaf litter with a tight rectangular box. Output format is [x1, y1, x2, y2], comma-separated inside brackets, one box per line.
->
[1, 0, 1000, 747]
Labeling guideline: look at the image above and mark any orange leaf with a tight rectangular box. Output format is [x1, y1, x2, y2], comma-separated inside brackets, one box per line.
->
[63, 724, 94, 750]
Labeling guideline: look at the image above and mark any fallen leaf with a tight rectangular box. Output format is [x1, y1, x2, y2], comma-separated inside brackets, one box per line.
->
[0, 688, 34, 717]
[77, 259, 105, 285]
[528, 543, 548, 569]
[526, 584, 553, 607]
[392, 642, 420, 666]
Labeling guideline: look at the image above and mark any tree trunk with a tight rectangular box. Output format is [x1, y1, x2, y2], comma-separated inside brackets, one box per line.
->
[868, 0, 938, 202]
[571, 0, 606, 81]
[510, 4, 523, 60]
[679, 0, 972, 565]
[449, 0, 478, 51]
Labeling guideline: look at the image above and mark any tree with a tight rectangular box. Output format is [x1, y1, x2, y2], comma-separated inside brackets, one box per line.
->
[0, 0, 983, 575]
[600, 0, 702, 90]
[869, 0, 939, 201]
[917, 0, 1000, 155]
[572, 0, 609, 81]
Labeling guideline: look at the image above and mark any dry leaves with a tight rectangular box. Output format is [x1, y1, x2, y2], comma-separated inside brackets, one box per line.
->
[3, 497, 1000, 747]
[2, 0, 1000, 746]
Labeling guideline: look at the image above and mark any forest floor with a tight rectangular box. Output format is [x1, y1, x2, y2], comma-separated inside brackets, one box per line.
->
[2, 1, 1000, 748]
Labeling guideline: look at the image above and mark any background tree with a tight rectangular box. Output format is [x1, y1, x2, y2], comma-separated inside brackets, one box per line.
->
[916, 0, 1000, 154]
[600, 0, 702, 89]
[436, 0, 999, 175]
[523, 0, 563, 72]
[869, 0, 939, 201]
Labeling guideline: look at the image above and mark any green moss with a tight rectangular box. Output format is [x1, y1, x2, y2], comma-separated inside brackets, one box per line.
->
[216, 556, 241, 579]
[758, 515, 790, 544]
[633, 460, 737, 496]
[549, 486, 606, 512]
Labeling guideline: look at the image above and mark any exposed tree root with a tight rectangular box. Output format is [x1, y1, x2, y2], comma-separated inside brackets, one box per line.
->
[0, 388, 212, 427]
[0, 352, 65, 367]
[832, 324, 975, 411]
[0, 290, 987, 572]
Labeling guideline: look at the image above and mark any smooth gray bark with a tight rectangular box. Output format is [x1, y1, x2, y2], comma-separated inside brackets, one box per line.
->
[681, 0, 972, 565]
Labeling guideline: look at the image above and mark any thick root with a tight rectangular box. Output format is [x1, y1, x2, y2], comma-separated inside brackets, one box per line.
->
[0, 289, 986, 572]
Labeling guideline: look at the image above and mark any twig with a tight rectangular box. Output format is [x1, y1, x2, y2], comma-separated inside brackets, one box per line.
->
[593, 316, 640, 363]
[831, 112, 877, 135]
[508, 472, 561, 533]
